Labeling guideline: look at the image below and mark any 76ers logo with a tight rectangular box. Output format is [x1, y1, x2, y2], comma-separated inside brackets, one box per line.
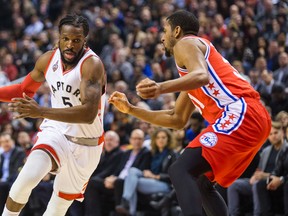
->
[199, 132, 218, 147]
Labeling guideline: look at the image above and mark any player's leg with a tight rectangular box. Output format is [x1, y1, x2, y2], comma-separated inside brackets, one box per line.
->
[197, 175, 228, 216]
[2, 149, 56, 216]
[42, 192, 73, 216]
[168, 147, 211, 216]
[43, 142, 103, 216]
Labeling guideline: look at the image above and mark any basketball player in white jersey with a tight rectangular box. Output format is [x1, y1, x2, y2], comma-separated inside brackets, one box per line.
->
[0, 14, 106, 216]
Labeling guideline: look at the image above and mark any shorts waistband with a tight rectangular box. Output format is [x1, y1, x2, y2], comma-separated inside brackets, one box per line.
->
[64, 134, 99, 146]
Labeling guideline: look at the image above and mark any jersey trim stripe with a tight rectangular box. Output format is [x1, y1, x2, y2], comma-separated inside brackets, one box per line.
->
[32, 144, 61, 166]
[44, 50, 57, 76]
[58, 191, 84, 200]
[207, 61, 239, 102]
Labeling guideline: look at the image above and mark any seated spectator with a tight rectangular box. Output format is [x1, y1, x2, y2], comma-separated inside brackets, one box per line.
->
[266, 139, 288, 216]
[275, 111, 288, 134]
[16, 131, 33, 156]
[227, 121, 286, 216]
[1, 53, 18, 81]
[116, 127, 177, 216]
[68, 130, 123, 216]
[273, 52, 288, 89]
[0, 133, 26, 214]
[254, 121, 288, 215]
[104, 129, 151, 207]
[0, 66, 10, 87]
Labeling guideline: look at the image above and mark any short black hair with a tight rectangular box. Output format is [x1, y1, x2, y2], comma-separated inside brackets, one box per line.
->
[166, 10, 199, 36]
[59, 14, 89, 37]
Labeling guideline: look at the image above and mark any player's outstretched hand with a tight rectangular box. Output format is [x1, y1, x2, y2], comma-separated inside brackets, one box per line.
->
[8, 93, 42, 119]
[108, 91, 132, 114]
[136, 78, 160, 99]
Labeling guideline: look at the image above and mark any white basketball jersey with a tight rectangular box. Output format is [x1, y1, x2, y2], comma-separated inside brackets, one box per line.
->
[39, 48, 105, 138]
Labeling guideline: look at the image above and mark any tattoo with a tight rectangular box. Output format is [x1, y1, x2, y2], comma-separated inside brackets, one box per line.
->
[81, 79, 101, 105]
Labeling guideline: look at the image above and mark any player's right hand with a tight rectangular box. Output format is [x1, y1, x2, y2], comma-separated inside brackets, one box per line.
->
[108, 91, 131, 114]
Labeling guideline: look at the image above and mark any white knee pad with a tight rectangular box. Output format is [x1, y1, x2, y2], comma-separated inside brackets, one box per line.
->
[9, 150, 52, 204]
[43, 192, 73, 216]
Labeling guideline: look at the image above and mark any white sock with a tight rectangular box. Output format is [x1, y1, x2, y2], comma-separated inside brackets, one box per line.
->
[2, 206, 20, 216]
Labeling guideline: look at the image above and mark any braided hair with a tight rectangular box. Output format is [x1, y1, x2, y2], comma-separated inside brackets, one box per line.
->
[59, 14, 89, 37]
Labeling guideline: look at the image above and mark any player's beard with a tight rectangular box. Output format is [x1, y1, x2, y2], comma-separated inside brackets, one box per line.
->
[164, 47, 172, 57]
[60, 47, 85, 66]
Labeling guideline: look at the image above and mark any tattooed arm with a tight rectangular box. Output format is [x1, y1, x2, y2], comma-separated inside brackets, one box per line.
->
[8, 56, 106, 124]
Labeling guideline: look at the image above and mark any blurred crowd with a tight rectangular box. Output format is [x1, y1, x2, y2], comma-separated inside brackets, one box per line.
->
[0, 0, 288, 215]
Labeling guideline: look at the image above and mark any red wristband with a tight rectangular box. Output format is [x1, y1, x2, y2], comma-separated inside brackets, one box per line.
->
[0, 73, 42, 102]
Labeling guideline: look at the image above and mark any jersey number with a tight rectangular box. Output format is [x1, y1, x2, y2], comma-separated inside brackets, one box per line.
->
[62, 97, 73, 107]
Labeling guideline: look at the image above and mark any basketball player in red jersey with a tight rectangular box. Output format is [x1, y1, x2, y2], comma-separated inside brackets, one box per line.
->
[109, 10, 271, 216]
[0, 15, 106, 216]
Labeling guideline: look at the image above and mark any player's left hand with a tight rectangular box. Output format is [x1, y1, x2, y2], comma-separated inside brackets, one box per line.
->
[136, 78, 161, 99]
[8, 93, 42, 119]
[108, 91, 132, 114]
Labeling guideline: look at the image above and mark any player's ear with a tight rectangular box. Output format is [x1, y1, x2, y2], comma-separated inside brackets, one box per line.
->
[174, 26, 181, 39]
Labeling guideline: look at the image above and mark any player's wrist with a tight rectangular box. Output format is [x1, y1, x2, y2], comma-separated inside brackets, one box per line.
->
[127, 104, 134, 114]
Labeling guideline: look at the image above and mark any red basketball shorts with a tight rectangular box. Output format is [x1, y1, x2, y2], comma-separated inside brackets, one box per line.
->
[187, 98, 271, 187]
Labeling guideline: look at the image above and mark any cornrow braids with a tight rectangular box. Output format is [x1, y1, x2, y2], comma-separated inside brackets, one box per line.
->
[59, 14, 89, 37]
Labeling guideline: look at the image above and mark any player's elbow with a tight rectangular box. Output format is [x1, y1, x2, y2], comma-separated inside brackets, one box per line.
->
[198, 73, 209, 86]
[171, 118, 187, 130]
[82, 110, 97, 124]
[173, 121, 186, 130]
[88, 112, 98, 124]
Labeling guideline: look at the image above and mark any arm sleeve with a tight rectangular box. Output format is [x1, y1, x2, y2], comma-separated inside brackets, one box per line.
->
[0, 73, 42, 102]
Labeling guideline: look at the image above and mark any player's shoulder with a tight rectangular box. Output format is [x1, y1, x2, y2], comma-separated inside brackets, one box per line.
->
[81, 52, 105, 78]
[82, 52, 103, 69]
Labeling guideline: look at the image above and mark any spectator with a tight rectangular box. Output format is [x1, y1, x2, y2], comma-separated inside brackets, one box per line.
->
[24, 15, 44, 37]
[232, 60, 251, 83]
[115, 127, 177, 216]
[0, 133, 26, 214]
[104, 129, 151, 208]
[1, 53, 18, 81]
[273, 51, 288, 89]
[0, 66, 10, 87]
[269, 83, 288, 118]
[265, 141, 288, 216]
[261, 69, 281, 95]
[266, 40, 280, 71]
[253, 121, 288, 215]
[227, 121, 286, 216]
[16, 131, 33, 157]
[275, 111, 288, 134]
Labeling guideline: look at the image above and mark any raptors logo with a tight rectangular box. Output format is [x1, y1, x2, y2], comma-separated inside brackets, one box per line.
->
[199, 132, 218, 147]
[53, 60, 58, 72]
